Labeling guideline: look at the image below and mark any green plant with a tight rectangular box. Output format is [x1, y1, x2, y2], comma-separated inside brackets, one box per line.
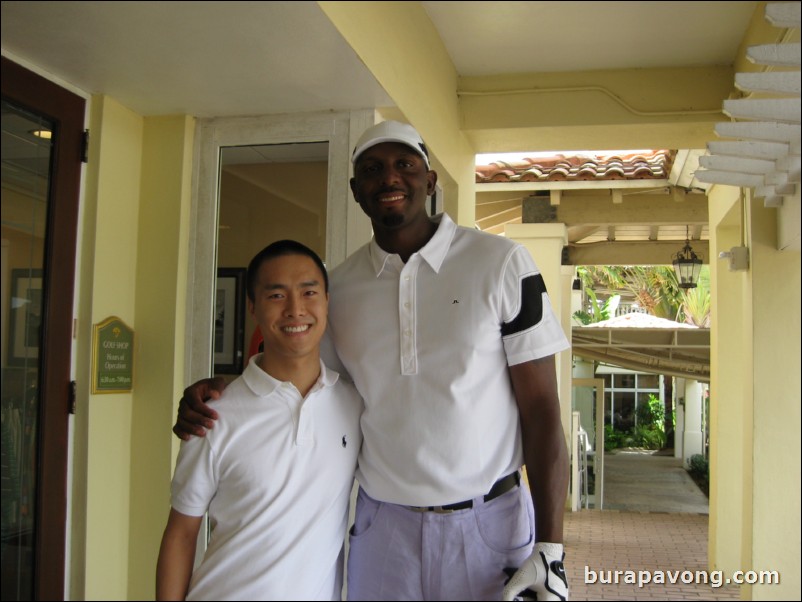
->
[681, 285, 711, 327]
[629, 425, 666, 449]
[573, 290, 620, 325]
[636, 394, 665, 429]
[604, 424, 626, 452]
[575, 264, 712, 326]
[687, 453, 709, 495]
[604, 395, 668, 451]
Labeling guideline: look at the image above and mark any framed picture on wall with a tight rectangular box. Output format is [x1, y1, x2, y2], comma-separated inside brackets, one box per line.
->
[214, 267, 246, 374]
[8, 269, 43, 366]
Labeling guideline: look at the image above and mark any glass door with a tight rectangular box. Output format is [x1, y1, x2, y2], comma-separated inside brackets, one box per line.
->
[1, 57, 84, 601]
[1, 98, 52, 602]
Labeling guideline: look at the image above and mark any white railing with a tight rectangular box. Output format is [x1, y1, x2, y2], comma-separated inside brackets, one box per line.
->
[615, 303, 648, 317]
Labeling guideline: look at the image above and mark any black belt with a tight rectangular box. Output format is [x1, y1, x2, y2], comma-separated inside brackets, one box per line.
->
[408, 471, 521, 514]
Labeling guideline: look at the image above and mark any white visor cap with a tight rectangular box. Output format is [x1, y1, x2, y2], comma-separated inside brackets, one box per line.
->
[351, 121, 430, 169]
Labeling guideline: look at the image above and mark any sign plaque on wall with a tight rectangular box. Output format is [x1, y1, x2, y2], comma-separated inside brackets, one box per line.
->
[92, 316, 134, 394]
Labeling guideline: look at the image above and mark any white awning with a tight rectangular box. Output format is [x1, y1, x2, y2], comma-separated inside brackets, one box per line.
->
[572, 314, 710, 381]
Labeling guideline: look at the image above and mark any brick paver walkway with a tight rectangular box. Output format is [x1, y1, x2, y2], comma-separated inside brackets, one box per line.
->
[563, 451, 740, 600]
[565, 510, 740, 600]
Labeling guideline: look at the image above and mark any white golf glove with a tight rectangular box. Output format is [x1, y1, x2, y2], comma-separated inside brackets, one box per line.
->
[502, 542, 568, 601]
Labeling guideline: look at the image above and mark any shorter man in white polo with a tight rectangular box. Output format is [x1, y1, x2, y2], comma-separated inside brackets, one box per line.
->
[156, 241, 362, 601]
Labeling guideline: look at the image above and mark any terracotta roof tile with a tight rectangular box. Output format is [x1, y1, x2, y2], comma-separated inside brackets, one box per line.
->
[476, 150, 674, 183]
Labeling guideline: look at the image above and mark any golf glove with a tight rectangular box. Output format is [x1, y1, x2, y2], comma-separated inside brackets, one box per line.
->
[502, 542, 568, 601]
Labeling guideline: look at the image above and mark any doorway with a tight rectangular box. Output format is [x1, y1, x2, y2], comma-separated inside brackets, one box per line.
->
[214, 141, 330, 378]
[1, 57, 85, 601]
[187, 110, 370, 387]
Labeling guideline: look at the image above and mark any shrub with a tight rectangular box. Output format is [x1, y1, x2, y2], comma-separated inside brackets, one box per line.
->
[629, 424, 666, 450]
[687, 453, 709, 495]
[604, 424, 626, 452]
[636, 394, 665, 429]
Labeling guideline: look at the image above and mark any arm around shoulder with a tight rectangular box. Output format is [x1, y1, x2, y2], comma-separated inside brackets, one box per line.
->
[173, 377, 228, 441]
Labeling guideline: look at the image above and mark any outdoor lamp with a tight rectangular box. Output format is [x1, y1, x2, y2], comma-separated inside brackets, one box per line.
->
[672, 227, 702, 289]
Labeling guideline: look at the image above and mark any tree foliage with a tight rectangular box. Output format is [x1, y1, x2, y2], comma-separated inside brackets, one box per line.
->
[575, 265, 710, 326]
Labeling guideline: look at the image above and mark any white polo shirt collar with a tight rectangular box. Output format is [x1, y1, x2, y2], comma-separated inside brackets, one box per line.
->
[242, 355, 340, 398]
[368, 213, 456, 274]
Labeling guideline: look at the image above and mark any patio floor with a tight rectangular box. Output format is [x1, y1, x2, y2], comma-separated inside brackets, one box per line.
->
[564, 450, 740, 600]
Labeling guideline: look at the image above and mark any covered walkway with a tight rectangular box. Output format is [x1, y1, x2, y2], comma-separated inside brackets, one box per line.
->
[564, 451, 740, 600]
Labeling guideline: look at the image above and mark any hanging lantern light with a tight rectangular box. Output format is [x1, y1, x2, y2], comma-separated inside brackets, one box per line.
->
[672, 226, 703, 289]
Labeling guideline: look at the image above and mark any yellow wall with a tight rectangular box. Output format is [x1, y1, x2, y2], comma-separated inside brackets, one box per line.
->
[459, 66, 731, 151]
[708, 186, 753, 583]
[128, 115, 194, 600]
[72, 95, 142, 600]
[709, 185, 801, 600]
[317, 1, 477, 226]
[70, 99, 194, 600]
[748, 191, 801, 600]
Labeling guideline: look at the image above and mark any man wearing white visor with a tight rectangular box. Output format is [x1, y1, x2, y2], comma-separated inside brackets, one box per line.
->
[176, 121, 571, 601]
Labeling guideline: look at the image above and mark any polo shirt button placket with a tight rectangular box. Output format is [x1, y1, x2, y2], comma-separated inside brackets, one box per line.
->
[289, 383, 312, 445]
[398, 263, 418, 375]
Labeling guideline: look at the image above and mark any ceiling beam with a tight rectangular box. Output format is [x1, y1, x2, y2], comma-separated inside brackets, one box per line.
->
[475, 196, 523, 220]
[460, 66, 732, 151]
[475, 206, 523, 230]
[746, 43, 801, 67]
[766, 1, 801, 27]
[714, 121, 800, 143]
[522, 193, 708, 225]
[698, 155, 776, 175]
[723, 98, 801, 124]
[476, 179, 670, 193]
[707, 140, 791, 160]
[567, 240, 710, 266]
[735, 71, 800, 96]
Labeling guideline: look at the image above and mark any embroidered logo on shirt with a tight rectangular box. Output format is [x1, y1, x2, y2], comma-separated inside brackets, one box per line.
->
[342, 435, 347, 448]
[452, 299, 459, 304]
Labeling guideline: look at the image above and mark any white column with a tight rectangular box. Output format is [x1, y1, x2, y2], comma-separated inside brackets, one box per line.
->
[682, 379, 704, 464]
[571, 411, 581, 511]
[675, 402, 685, 460]
[506, 223, 571, 447]
[507, 224, 573, 510]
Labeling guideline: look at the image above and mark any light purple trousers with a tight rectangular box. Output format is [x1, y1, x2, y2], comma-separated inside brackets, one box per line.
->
[347, 483, 535, 601]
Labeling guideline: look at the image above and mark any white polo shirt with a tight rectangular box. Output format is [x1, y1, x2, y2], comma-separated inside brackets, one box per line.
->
[171, 356, 362, 601]
[327, 213, 569, 507]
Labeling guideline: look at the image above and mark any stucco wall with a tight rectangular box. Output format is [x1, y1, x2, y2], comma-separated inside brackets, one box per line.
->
[70, 99, 194, 601]
[708, 184, 801, 600]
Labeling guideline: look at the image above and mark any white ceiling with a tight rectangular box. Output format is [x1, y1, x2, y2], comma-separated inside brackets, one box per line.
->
[1, 1, 759, 126]
[423, 1, 757, 76]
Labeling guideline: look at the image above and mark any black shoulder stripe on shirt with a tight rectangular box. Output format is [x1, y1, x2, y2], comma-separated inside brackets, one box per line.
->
[501, 274, 546, 336]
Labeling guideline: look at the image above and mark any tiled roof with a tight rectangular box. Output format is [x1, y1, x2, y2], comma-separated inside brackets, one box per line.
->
[475, 150, 675, 183]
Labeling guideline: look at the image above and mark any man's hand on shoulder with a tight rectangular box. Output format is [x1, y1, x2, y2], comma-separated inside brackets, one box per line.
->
[172, 377, 227, 440]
